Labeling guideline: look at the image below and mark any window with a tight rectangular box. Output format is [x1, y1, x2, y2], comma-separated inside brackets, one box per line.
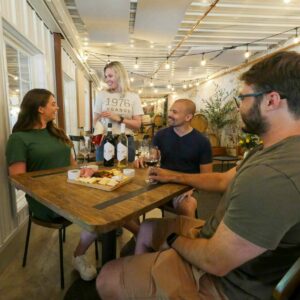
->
[6, 43, 31, 131]
[5, 42, 32, 212]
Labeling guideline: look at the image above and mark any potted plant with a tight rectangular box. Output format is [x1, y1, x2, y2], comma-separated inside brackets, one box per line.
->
[201, 84, 238, 155]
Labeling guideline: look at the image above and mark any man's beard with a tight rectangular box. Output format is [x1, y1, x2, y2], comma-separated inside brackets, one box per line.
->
[168, 117, 185, 128]
[241, 100, 269, 135]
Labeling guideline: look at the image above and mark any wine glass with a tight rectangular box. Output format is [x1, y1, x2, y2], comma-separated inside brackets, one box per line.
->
[79, 137, 90, 168]
[143, 146, 160, 184]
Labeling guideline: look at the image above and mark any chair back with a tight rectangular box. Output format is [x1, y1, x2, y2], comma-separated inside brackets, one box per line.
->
[69, 135, 84, 160]
[191, 113, 208, 132]
[273, 256, 300, 300]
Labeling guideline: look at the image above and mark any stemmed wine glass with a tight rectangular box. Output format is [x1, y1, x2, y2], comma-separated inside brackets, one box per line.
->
[79, 137, 90, 168]
[143, 145, 160, 184]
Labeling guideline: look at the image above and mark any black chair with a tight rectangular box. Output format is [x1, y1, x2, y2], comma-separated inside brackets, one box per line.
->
[22, 211, 99, 289]
[69, 135, 96, 162]
[273, 257, 300, 300]
[69, 135, 84, 161]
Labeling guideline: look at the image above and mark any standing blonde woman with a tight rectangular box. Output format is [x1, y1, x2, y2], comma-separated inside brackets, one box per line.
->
[94, 61, 144, 162]
[6, 89, 97, 281]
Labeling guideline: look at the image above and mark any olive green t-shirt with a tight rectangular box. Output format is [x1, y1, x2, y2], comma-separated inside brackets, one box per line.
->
[6, 129, 71, 221]
[200, 136, 300, 300]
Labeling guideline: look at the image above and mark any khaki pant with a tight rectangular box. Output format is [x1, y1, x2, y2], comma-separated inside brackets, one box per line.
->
[120, 216, 228, 299]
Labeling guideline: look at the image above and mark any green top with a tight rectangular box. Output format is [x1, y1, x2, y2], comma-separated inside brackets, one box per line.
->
[6, 128, 71, 221]
[200, 136, 300, 300]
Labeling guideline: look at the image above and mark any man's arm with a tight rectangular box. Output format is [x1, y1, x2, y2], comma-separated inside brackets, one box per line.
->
[149, 166, 236, 193]
[172, 220, 266, 276]
[199, 163, 213, 173]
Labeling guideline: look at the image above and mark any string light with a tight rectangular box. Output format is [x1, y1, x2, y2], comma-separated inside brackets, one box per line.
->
[244, 45, 251, 59]
[200, 54, 206, 66]
[294, 28, 299, 43]
[165, 57, 170, 69]
[134, 57, 139, 69]
[82, 52, 89, 62]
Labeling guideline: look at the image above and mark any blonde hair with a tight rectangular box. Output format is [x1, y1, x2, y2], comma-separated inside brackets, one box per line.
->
[104, 61, 131, 96]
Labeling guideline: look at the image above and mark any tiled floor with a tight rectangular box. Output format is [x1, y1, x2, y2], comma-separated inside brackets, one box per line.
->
[0, 209, 162, 300]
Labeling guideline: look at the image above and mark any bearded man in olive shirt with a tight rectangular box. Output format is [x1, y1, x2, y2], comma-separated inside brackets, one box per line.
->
[96, 52, 300, 300]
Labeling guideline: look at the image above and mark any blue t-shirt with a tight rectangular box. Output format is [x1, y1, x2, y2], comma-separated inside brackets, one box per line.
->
[153, 127, 212, 173]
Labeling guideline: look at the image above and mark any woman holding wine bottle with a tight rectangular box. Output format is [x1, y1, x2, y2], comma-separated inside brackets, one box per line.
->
[93, 61, 144, 162]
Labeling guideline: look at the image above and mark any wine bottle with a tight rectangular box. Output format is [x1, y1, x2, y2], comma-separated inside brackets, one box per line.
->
[117, 123, 128, 168]
[103, 123, 115, 167]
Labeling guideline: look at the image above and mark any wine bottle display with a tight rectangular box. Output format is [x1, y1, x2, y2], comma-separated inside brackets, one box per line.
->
[103, 123, 115, 167]
[117, 123, 128, 168]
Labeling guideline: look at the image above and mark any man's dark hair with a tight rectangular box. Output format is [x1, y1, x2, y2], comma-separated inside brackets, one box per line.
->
[240, 51, 300, 118]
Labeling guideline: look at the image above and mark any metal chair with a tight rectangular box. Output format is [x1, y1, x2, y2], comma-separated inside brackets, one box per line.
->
[22, 211, 98, 289]
[273, 256, 300, 300]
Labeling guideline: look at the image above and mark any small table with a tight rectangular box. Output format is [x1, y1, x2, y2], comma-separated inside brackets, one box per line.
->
[213, 155, 239, 172]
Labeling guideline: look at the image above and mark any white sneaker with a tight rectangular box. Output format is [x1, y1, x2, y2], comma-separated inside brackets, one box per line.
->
[73, 255, 97, 281]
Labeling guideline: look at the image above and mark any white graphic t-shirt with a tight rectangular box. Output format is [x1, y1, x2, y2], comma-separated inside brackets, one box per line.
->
[94, 91, 144, 135]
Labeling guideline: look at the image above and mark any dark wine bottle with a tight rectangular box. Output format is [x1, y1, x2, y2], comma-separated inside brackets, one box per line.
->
[103, 123, 115, 167]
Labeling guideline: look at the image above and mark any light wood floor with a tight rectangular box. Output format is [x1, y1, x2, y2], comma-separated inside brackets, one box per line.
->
[0, 209, 162, 300]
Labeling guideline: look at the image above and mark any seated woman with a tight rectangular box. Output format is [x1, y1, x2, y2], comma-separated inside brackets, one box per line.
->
[6, 88, 97, 281]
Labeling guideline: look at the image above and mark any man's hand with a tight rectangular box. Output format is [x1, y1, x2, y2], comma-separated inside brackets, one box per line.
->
[134, 157, 145, 168]
[148, 167, 178, 183]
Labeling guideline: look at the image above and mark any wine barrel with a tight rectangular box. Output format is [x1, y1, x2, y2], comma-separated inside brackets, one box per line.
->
[207, 133, 218, 147]
[153, 114, 163, 127]
[191, 113, 208, 132]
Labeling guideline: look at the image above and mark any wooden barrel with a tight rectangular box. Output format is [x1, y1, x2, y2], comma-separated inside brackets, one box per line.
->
[207, 133, 218, 147]
[191, 113, 208, 132]
[153, 114, 163, 127]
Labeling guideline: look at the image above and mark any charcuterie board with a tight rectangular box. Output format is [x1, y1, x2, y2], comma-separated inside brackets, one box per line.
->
[67, 175, 133, 191]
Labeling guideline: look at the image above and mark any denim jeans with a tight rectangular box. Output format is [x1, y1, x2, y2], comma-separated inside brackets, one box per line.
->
[96, 135, 135, 163]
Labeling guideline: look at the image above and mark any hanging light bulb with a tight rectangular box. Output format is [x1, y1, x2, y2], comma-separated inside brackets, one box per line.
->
[189, 83, 193, 88]
[106, 55, 111, 65]
[14, 76, 18, 80]
[183, 82, 187, 89]
[165, 57, 170, 69]
[82, 52, 89, 62]
[138, 89, 142, 94]
[167, 83, 172, 89]
[283, 0, 291, 3]
[154, 89, 158, 94]
[244, 45, 251, 59]
[294, 28, 299, 43]
[130, 76, 134, 82]
[201, 54, 206, 66]
[134, 57, 139, 69]
[195, 81, 200, 86]
[149, 79, 154, 87]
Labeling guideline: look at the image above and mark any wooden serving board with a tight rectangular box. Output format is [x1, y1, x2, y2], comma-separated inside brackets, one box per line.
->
[67, 176, 133, 191]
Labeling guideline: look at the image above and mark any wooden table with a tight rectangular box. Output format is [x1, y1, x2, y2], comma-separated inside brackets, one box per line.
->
[9, 165, 190, 263]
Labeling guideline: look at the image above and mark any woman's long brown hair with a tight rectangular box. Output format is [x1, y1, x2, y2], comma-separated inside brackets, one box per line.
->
[12, 88, 73, 147]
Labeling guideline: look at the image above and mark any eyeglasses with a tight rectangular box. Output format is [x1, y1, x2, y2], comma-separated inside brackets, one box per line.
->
[234, 91, 272, 108]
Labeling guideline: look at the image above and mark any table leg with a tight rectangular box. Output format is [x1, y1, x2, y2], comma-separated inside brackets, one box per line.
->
[101, 229, 117, 264]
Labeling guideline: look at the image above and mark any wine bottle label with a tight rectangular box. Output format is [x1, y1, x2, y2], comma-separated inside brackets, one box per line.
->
[104, 142, 114, 160]
[117, 143, 128, 161]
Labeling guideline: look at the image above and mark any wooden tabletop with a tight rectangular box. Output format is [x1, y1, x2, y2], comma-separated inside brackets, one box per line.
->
[9, 165, 190, 234]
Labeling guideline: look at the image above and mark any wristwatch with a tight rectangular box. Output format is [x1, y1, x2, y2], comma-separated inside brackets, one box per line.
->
[118, 116, 124, 124]
[166, 232, 179, 247]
